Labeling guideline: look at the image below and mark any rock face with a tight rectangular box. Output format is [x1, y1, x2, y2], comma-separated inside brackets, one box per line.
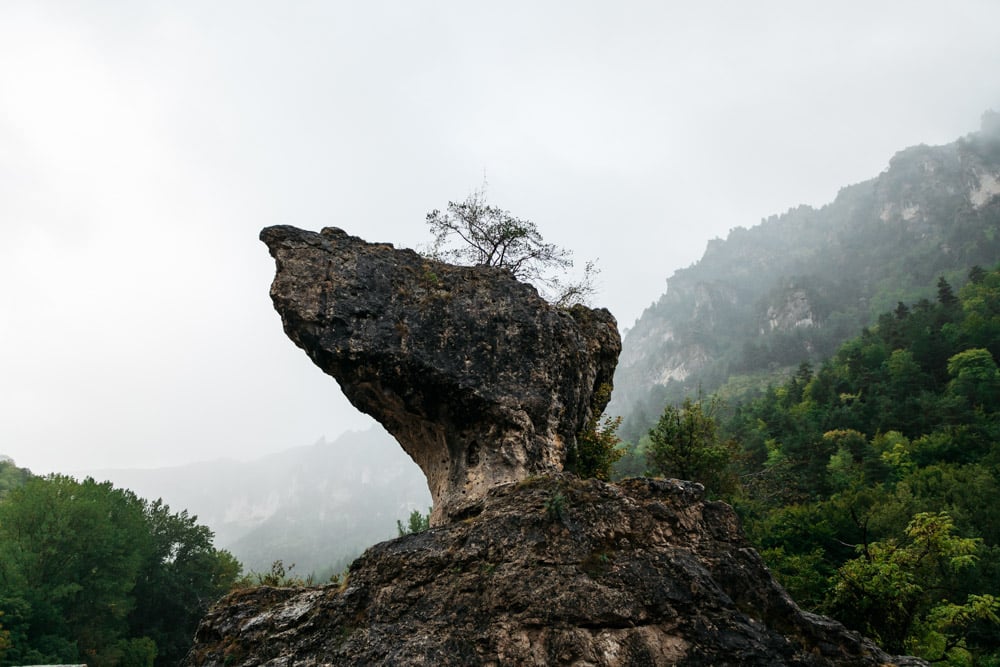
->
[184, 475, 925, 666]
[260, 226, 620, 525]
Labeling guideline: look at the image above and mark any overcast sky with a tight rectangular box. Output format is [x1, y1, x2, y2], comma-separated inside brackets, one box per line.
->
[2, 1, 999, 474]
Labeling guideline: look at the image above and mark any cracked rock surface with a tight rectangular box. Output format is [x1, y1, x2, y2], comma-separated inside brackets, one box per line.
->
[261, 225, 620, 524]
[184, 475, 926, 667]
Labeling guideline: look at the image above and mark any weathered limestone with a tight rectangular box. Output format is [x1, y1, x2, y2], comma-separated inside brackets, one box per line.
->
[260, 225, 621, 524]
[184, 476, 928, 666]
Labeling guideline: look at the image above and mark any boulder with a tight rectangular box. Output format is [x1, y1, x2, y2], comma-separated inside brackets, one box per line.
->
[184, 475, 926, 666]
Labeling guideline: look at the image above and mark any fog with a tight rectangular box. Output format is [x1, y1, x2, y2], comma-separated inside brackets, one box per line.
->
[2, 1, 999, 474]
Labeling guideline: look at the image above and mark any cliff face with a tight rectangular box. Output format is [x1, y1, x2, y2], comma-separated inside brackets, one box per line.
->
[261, 226, 620, 524]
[185, 475, 925, 667]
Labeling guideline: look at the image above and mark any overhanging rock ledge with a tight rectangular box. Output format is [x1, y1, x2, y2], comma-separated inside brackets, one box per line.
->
[260, 225, 621, 524]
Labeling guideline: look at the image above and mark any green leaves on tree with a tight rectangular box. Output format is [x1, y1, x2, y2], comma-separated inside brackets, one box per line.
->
[572, 383, 624, 481]
[397, 508, 431, 536]
[831, 512, 999, 661]
[646, 395, 738, 496]
[0, 474, 240, 667]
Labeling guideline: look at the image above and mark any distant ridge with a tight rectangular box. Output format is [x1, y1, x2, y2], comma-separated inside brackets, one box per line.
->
[83, 426, 430, 575]
[613, 111, 1000, 438]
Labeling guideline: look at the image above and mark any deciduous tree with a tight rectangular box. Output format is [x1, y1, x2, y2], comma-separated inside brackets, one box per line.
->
[424, 186, 597, 305]
[830, 512, 999, 660]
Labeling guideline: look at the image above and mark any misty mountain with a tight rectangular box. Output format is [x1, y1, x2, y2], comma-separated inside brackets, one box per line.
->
[84, 426, 431, 575]
[612, 111, 1000, 439]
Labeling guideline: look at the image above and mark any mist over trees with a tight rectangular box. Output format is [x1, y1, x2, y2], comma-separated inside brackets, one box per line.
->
[612, 117, 1000, 443]
[632, 266, 1000, 663]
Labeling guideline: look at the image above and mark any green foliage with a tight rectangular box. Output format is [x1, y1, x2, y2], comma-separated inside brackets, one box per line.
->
[240, 560, 306, 587]
[397, 508, 431, 536]
[110, 636, 158, 667]
[646, 395, 739, 496]
[235, 559, 350, 590]
[0, 613, 9, 663]
[544, 491, 567, 522]
[758, 546, 831, 611]
[0, 474, 241, 667]
[128, 499, 242, 665]
[947, 348, 1000, 408]
[715, 264, 1000, 661]
[572, 383, 624, 480]
[0, 458, 29, 500]
[0, 475, 148, 665]
[830, 512, 998, 659]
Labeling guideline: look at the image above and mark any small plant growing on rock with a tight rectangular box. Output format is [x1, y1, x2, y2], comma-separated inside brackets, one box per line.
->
[236, 560, 310, 588]
[572, 383, 624, 480]
[544, 491, 567, 522]
[397, 508, 432, 536]
[421, 267, 441, 286]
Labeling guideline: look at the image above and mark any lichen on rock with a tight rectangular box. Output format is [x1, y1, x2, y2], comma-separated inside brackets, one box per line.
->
[260, 225, 621, 524]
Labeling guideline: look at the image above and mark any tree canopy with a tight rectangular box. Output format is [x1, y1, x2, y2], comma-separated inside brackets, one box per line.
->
[0, 472, 240, 667]
[646, 395, 738, 496]
[611, 265, 1000, 663]
[704, 264, 1000, 663]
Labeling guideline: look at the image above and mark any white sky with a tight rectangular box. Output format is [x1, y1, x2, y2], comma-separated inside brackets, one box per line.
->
[2, 1, 999, 474]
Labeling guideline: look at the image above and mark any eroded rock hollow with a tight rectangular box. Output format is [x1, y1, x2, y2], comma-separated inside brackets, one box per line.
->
[261, 225, 621, 524]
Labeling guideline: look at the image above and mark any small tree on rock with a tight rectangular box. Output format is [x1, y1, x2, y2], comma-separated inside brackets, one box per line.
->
[425, 186, 597, 306]
[397, 508, 431, 536]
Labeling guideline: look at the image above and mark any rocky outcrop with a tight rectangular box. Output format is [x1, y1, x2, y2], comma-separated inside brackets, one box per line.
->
[261, 226, 620, 524]
[184, 475, 925, 666]
[764, 288, 816, 333]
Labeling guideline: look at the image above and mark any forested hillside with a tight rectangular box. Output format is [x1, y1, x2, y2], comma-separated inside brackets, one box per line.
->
[629, 265, 1000, 664]
[0, 462, 241, 667]
[613, 111, 1000, 442]
[0, 431, 430, 666]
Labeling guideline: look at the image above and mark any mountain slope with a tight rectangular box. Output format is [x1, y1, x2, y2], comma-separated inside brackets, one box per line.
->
[612, 111, 1000, 438]
[85, 426, 431, 575]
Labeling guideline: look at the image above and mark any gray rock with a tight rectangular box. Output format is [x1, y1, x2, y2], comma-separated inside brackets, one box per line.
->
[184, 475, 927, 666]
[260, 226, 620, 524]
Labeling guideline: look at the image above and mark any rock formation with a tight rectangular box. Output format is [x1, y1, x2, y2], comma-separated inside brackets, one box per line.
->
[260, 225, 620, 524]
[184, 475, 926, 666]
[181, 226, 931, 665]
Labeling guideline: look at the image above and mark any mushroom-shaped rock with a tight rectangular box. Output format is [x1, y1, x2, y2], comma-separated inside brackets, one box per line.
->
[261, 225, 621, 524]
